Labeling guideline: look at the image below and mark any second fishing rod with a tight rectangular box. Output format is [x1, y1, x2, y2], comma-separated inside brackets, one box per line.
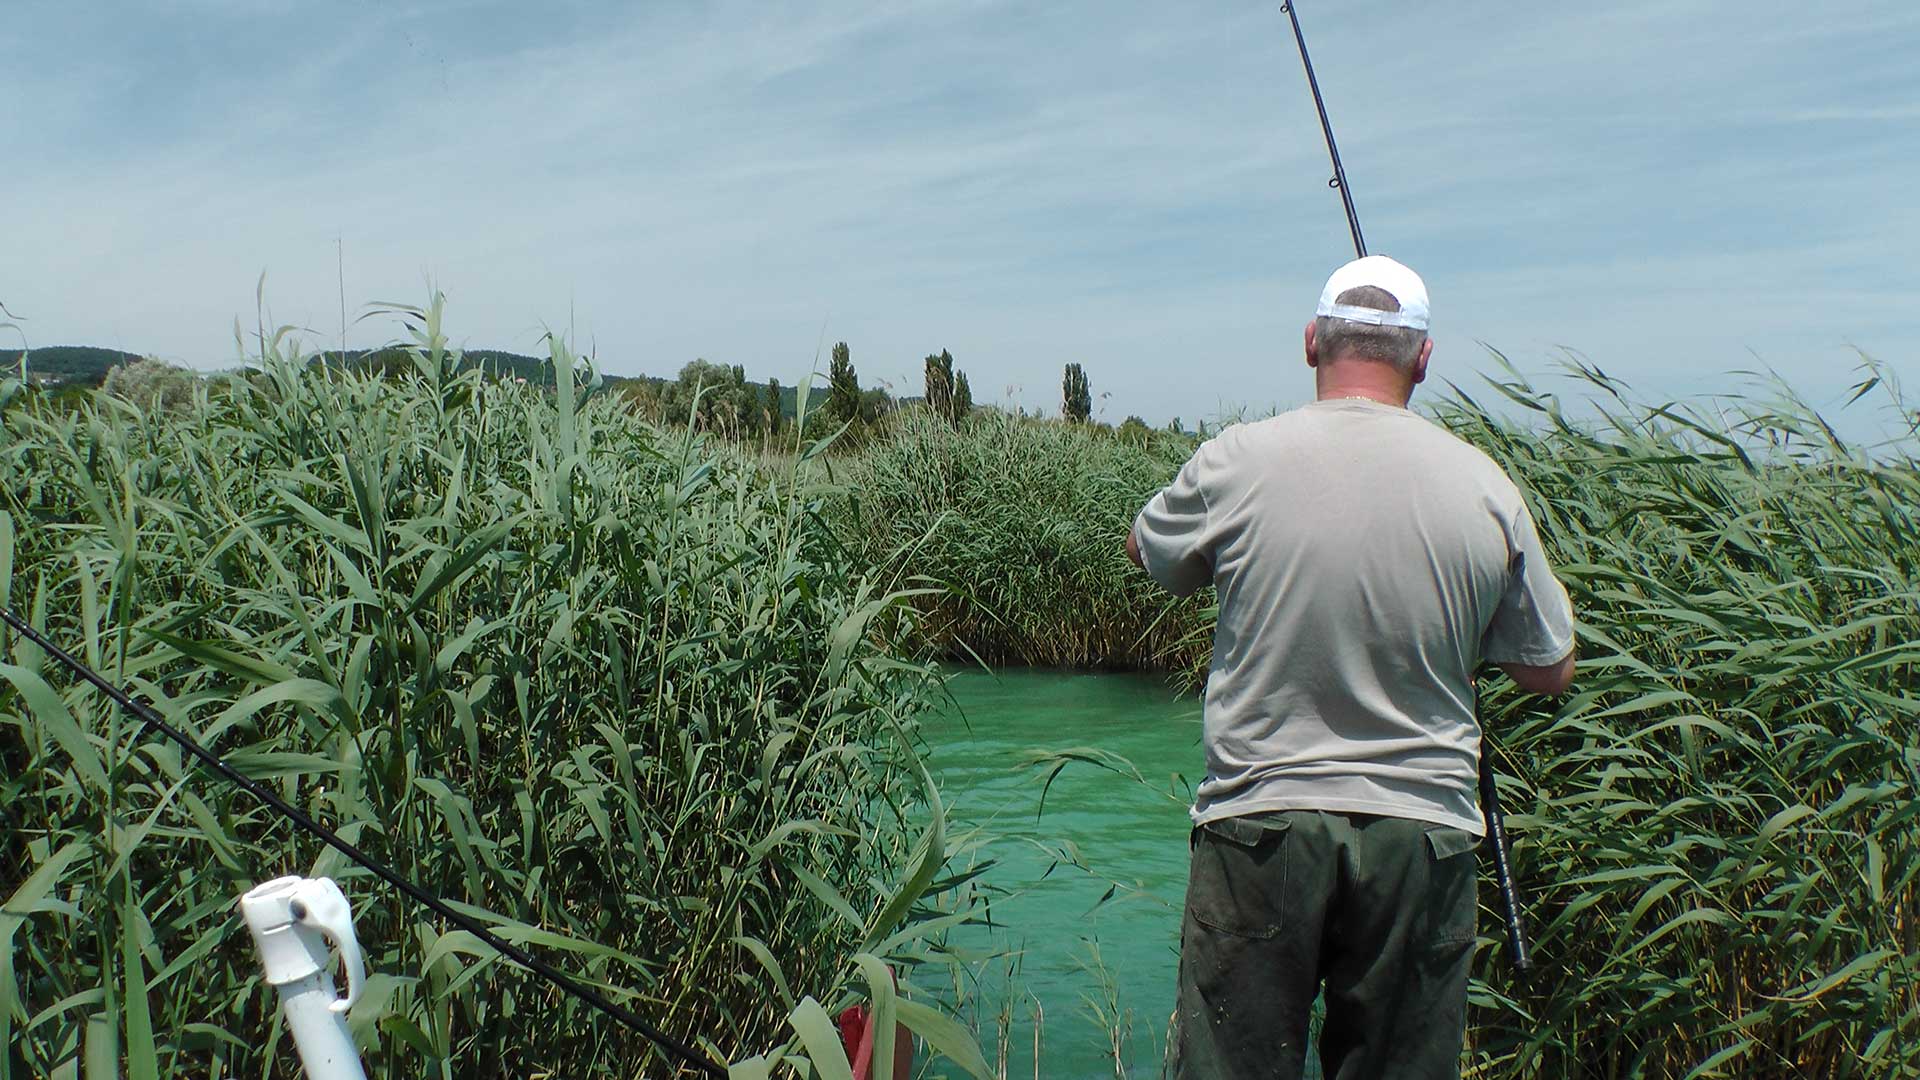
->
[0, 605, 729, 1077]
[1278, 0, 1533, 975]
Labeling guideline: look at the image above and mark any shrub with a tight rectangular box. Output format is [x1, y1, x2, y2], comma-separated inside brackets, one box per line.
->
[100, 358, 199, 413]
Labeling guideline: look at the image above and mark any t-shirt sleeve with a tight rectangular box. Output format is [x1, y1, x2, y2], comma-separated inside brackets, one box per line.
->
[1133, 447, 1218, 598]
[1481, 499, 1576, 666]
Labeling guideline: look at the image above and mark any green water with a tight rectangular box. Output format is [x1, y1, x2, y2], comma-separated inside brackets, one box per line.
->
[926, 669, 1202, 1079]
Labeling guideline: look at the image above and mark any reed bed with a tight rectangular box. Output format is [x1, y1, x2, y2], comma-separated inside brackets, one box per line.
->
[7, 304, 1914, 1078]
[1441, 363, 1919, 1078]
[0, 300, 980, 1078]
[839, 408, 1207, 671]
[844, 363, 1920, 1078]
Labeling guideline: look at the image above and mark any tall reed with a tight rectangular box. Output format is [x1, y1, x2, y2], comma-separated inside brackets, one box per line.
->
[1440, 361, 1919, 1078]
[839, 407, 1206, 670]
[0, 298, 979, 1078]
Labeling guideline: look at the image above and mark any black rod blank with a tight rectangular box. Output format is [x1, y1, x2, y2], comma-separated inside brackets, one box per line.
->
[1477, 729, 1535, 975]
[1280, 1, 1368, 259]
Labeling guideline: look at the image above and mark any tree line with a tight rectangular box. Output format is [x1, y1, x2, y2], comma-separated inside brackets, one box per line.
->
[9, 341, 1160, 437]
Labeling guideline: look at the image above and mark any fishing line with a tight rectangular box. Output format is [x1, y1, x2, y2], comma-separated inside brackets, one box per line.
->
[1276, 1, 1534, 974]
[0, 605, 728, 1078]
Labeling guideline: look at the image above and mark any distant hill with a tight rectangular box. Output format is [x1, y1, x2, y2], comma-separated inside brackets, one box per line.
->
[0, 346, 144, 387]
[0, 344, 616, 392]
[312, 347, 623, 385]
[313, 349, 810, 419]
[5, 344, 820, 420]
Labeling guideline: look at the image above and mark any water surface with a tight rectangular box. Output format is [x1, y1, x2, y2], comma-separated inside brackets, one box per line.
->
[926, 669, 1202, 1078]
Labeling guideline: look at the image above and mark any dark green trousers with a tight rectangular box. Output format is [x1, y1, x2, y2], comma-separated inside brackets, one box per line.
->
[1171, 810, 1480, 1080]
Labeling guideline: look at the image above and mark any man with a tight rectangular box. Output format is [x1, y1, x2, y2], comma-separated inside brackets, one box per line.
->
[1128, 256, 1576, 1079]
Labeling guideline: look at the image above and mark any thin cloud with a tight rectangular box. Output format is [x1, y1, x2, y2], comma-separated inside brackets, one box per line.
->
[1, 0, 1914, 425]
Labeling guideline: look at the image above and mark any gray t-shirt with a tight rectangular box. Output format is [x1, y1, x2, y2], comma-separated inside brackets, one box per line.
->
[1133, 398, 1575, 835]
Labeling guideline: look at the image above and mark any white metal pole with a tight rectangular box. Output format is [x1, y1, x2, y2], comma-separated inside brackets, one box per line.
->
[239, 876, 370, 1080]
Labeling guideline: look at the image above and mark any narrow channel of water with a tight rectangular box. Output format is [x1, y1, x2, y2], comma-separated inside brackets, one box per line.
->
[925, 668, 1202, 1079]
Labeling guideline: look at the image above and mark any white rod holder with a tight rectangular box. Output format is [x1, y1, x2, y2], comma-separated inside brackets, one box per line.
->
[240, 876, 370, 1080]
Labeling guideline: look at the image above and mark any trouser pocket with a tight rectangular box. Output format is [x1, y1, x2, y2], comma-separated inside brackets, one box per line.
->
[1186, 815, 1292, 939]
[1421, 824, 1480, 954]
[1175, 814, 1317, 1079]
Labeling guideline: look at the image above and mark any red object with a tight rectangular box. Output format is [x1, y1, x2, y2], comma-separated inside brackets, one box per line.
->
[837, 999, 875, 1068]
[834, 983, 913, 1080]
[836, 1003, 874, 1079]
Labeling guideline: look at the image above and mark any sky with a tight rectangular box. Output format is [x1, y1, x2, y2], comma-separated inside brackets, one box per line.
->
[5, 0, 1918, 428]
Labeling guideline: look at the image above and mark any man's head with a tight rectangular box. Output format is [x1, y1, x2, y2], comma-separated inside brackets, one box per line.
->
[1304, 255, 1433, 403]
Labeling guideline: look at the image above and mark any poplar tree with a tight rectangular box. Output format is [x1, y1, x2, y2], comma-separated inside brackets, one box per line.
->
[765, 377, 782, 436]
[953, 370, 973, 421]
[732, 364, 753, 434]
[827, 342, 860, 426]
[1062, 362, 1092, 423]
[924, 349, 955, 423]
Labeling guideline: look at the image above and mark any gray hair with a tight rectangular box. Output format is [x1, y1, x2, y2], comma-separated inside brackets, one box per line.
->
[1314, 285, 1427, 372]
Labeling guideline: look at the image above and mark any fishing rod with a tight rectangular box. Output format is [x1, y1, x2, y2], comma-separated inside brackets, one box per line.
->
[1279, 1, 1366, 260]
[1277, 1, 1534, 975]
[1476, 687, 1534, 975]
[0, 606, 729, 1078]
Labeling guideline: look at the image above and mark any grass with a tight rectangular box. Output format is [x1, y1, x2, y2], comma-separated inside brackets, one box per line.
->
[0, 297, 986, 1079]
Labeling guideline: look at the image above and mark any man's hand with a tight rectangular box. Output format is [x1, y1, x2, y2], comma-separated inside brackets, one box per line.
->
[1126, 524, 1145, 569]
[1498, 647, 1576, 696]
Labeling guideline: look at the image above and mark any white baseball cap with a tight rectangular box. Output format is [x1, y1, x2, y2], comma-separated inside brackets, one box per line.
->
[1316, 255, 1429, 332]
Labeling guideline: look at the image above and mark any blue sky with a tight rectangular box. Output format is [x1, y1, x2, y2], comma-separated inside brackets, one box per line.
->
[5, 0, 1917, 427]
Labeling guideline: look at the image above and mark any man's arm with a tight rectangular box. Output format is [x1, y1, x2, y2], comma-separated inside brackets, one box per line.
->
[1498, 645, 1576, 696]
[1483, 492, 1577, 696]
[1127, 448, 1216, 596]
